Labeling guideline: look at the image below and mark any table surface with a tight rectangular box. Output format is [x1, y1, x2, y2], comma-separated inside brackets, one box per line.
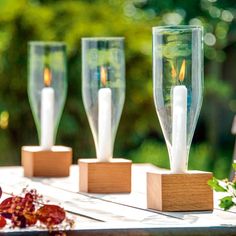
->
[0, 164, 235, 236]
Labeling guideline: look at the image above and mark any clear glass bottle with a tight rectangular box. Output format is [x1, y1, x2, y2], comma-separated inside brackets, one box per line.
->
[28, 42, 67, 149]
[153, 26, 203, 172]
[82, 37, 125, 161]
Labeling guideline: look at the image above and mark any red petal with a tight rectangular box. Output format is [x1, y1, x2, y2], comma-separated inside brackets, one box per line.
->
[36, 205, 65, 226]
[0, 215, 6, 228]
[0, 197, 13, 212]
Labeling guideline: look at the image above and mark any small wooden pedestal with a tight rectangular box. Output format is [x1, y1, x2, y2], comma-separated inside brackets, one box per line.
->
[78, 158, 132, 193]
[21, 146, 72, 177]
[147, 171, 213, 212]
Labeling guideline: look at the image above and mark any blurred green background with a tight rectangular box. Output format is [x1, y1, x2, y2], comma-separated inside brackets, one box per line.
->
[0, 0, 235, 179]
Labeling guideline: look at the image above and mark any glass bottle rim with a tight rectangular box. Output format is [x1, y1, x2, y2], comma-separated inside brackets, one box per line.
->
[28, 41, 66, 47]
[81, 37, 124, 41]
[153, 25, 203, 33]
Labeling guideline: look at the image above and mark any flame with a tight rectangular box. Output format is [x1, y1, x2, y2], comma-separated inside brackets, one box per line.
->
[179, 59, 186, 82]
[100, 66, 107, 86]
[171, 62, 177, 79]
[44, 67, 52, 87]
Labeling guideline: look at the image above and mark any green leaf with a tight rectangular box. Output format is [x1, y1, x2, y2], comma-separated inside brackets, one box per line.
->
[232, 163, 236, 171]
[232, 182, 236, 189]
[219, 196, 234, 211]
[208, 177, 227, 192]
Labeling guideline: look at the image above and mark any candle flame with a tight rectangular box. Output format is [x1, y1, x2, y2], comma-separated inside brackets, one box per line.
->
[101, 66, 107, 86]
[179, 59, 186, 82]
[171, 62, 177, 79]
[44, 67, 52, 87]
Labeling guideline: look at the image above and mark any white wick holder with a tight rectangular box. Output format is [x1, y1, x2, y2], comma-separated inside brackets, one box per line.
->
[171, 85, 187, 173]
[98, 87, 112, 162]
[40, 87, 55, 150]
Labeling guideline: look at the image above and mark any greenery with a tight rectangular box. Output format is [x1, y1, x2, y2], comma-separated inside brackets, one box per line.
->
[208, 164, 236, 210]
[0, 0, 235, 178]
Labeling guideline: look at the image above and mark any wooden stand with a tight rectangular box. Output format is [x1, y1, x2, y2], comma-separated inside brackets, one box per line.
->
[147, 170, 213, 211]
[21, 146, 72, 177]
[78, 158, 132, 193]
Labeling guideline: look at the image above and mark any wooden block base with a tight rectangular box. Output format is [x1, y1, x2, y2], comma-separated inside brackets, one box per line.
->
[78, 158, 132, 193]
[147, 170, 213, 212]
[21, 146, 72, 177]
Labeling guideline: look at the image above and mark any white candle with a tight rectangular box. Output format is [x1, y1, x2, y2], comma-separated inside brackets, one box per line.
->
[171, 85, 187, 173]
[98, 88, 112, 162]
[40, 87, 54, 150]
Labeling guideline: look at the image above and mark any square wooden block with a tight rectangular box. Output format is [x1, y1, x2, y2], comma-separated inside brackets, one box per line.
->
[78, 158, 132, 193]
[147, 171, 213, 211]
[21, 146, 72, 177]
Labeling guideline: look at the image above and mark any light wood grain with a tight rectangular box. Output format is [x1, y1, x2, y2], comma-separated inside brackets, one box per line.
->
[78, 158, 132, 193]
[0, 167, 181, 224]
[147, 171, 213, 211]
[0, 165, 236, 235]
[21, 146, 72, 177]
